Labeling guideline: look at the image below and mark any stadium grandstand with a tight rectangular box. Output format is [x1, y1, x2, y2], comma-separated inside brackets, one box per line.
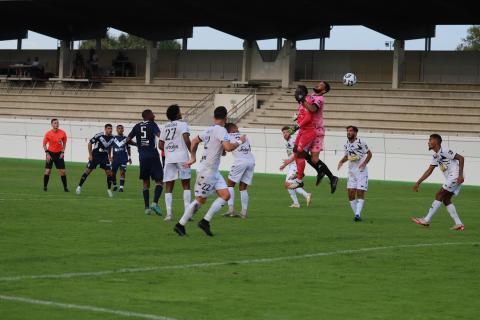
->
[0, 0, 479, 137]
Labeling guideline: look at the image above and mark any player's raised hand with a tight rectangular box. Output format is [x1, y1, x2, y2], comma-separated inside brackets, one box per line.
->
[184, 157, 196, 168]
[128, 158, 132, 164]
[412, 183, 420, 192]
[457, 175, 464, 185]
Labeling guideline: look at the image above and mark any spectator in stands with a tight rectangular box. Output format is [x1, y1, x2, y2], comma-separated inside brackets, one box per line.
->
[88, 49, 99, 77]
[113, 51, 132, 77]
[31, 57, 41, 78]
[73, 52, 86, 78]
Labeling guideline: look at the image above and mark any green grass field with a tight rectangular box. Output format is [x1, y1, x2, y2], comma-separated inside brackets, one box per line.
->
[0, 158, 479, 320]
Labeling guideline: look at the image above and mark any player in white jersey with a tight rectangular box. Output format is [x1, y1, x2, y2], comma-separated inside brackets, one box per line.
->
[279, 126, 312, 208]
[411, 134, 465, 231]
[337, 126, 372, 221]
[224, 123, 255, 218]
[174, 106, 246, 237]
[159, 104, 192, 221]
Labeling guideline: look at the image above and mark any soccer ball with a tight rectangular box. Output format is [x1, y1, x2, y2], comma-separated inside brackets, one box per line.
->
[343, 73, 357, 86]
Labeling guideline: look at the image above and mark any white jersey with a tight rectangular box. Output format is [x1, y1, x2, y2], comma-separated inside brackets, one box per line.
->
[159, 120, 190, 164]
[230, 132, 255, 164]
[344, 138, 369, 172]
[431, 146, 460, 179]
[285, 136, 295, 158]
[198, 124, 230, 173]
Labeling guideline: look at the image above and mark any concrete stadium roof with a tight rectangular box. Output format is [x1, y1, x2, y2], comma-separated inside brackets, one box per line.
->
[1, 0, 479, 42]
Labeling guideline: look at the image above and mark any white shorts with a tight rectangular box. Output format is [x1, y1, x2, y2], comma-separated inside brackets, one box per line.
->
[163, 162, 192, 182]
[285, 163, 298, 181]
[194, 171, 227, 198]
[347, 169, 368, 191]
[228, 161, 255, 185]
[443, 178, 462, 196]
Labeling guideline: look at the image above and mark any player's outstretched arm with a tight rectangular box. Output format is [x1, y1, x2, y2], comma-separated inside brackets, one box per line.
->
[413, 165, 435, 192]
[454, 153, 465, 184]
[87, 142, 93, 161]
[183, 133, 192, 155]
[337, 155, 348, 170]
[280, 155, 294, 170]
[185, 136, 200, 167]
[359, 150, 373, 170]
[223, 135, 246, 152]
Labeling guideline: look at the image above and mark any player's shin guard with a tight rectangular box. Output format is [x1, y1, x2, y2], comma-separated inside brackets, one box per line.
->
[78, 173, 88, 186]
[43, 174, 50, 188]
[179, 200, 202, 225]
[446, 204, 463, 225]
[204, 197, 227, 222]
[240, 190, 249, 211]
[142, 188, 149, 209]
[227, 187, 235, 207]
[153, 184, 163, 204]
[183, 190, 191, 210]
[61, 175, 67, 189]
[355, 199, 364, 217]
[165, 193, 173, 217]
[425, 200, 442, 222]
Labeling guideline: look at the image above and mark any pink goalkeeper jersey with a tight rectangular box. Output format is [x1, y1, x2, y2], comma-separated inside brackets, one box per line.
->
[309, 95, 325, 132]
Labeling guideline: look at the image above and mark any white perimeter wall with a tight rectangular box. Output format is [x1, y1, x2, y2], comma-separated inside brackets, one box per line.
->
[1, 118, 479, 186]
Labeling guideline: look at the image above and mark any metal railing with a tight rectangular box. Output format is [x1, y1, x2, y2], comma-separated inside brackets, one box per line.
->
[183, 89, 216, 125]
[227, 89, 256, 124]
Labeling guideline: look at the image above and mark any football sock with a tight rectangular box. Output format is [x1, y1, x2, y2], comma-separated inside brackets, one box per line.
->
[288, 189, 299, 205]
[112, 175, 117, 187]
[240, 190, 249, 211]
[204, 197, 227, 222]
[78, 173, 88, 187]
[120, 177, 125, 187]
[143, 188, 149, 209]
[179, 200, 202, 225]
[295, 157, 306, 180]
[183, 190, 191, 210]
[43, 174, 50, 188]
[305, 154, 334, 180]
[446, 204, 463, 225]
[424, 200, 442, 222]
[227, 187, 235, 207]
[107, 176, 113, 189]
[296, 188, 308, 198]
[355, 199, 364, 217]
[350, 199, 358, 214]
[153, 184, 163, 203]
[61, 175, 67, 189]
[165, 193, 173, 217]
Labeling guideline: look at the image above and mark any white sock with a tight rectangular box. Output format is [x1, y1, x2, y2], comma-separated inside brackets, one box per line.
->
[446, 204, 463, 225]
[424, 200, 442, 222]
[204, 197, 227, 222]
[240, 190, 249, 211]
[355, 199, 364, 217]
[227, 187, 234, 207]
[296, 188, 308, 198]
[179, 200, 202, 226]
[183, 190, 191, 211]
[288, 189, 299, 205]
[350, 200, 358, 214]
[165, 193, 173, 217]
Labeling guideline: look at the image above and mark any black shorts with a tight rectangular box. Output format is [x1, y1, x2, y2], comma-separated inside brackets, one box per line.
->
[112, 158, 128, 173]
[45, 151, 65, 169]
[87, 156, 112, 170]
[139, 154, 163, 181]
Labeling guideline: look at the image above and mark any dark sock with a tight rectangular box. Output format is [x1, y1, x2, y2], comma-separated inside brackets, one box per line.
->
[120, 178, 125, 187]
[305, 154, 322, 175]
[154, 184, 163, 203]
[79, 173, 88, 186]
[61, 175, 67, 189]
[305, 154, 334, 180]
[43, 175, 50, 188]
[143, 188, 149, 209]
[107, 175, 113, 189]
[112, 175, 117, 186]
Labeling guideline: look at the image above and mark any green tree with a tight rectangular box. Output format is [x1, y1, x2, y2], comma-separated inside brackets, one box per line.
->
[457, 25, 480, 51]
[79, 32, 181, 50]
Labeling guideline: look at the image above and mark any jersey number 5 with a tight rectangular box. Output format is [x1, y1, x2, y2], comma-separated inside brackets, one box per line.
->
[140, 126, 147, 139]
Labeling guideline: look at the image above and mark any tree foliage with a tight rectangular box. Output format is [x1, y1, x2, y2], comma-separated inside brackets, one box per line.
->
[79, 32, 181, 50]
[457, 25, 480, 51]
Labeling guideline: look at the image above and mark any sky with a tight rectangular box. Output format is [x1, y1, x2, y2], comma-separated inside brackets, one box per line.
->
[0, 25, 470, 51]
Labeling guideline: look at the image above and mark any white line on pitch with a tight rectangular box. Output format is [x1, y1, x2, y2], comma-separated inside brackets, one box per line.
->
[0, 295, 176, 320]
[0, 242, 477, 282]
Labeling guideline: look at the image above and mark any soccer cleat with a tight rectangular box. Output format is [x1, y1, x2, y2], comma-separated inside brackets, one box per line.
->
[174, 223, 186, 236]
[198, 219, 214, 236]
[75, 186, 81, 195]
[64, 188, 69, 192]
[330, 176, 339, 194]
[150, 203, 162, 216]
[306, 193, 312, 207]
[43, 187, 47, 192]
[287, 179, 304, 189]
[164, 215, 172, 221]
[119, 187, 124, 192]
[144, 208, 152, 215]
[240, 209, 248, 219]
[315, 171, 326, 186]
[411, 217, 430, 227]
[354, 215, 362, 222]
[289, 203, 300, 208]
[450, 224, 465, 231]
[113, 186, 118, 192]
[107, 189, 113, 198]
[223, 206, 236, 217]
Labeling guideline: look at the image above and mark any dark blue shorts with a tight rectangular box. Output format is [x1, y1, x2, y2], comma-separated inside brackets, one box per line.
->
[139, 154, 163, 181]
[112, 158, 128, 173]
[87, 156, 111, 170]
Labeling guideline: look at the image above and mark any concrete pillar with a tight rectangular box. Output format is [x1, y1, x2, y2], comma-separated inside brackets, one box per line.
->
[425, 37, 431, 52]
[95, 38, 101, 52]
[281, 39, 296, 88]
[277, 38, 282, 51]
[17, 38, 22, 51]
[59, 40, 68, 79]
[392, 39, 405, 89]
[145, 40, 157, 84]
[241, 40, 253, 82]
[182, 38, 188, 51]
[319, 38, 326, 51]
